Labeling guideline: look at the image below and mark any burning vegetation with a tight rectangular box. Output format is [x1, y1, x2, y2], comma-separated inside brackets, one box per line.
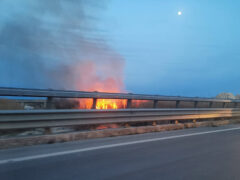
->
[78, 98, 127, 110]
[73, 61, 127, 110]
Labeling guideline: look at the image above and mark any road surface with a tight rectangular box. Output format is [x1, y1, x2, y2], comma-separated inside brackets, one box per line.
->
[1, 124, 240, 180]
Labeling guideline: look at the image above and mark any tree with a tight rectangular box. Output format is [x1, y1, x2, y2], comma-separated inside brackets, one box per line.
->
[216, 93, 235, 99]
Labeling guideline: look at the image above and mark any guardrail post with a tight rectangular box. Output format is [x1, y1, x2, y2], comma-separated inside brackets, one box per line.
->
[194, 101, 198, 108]
[127, 99, 132, 108]
[153, 100, 158, 108]
[44, 127, 52, 134]
[223, 102, 226, 108]
[209, 102, 213, 108]
[176, 100, 180, 108]
[92, 98, 97, 109]
[46, 97, 54, 109]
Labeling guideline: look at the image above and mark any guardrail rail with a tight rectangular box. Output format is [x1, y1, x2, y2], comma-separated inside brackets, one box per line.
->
[0, 87, 239, 109]
[1, 108, 240, 130]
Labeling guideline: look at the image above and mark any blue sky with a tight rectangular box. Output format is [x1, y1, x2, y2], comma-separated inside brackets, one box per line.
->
[100, 0, 240, 96]
[0, 0, 240, 97]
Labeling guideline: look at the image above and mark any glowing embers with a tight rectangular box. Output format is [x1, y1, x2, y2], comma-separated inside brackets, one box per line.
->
[78, 98, 93, 109]
[131, 100, 152, 108]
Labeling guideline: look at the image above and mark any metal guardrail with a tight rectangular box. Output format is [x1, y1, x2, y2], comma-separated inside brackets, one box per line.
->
[1, 88, 239, 137]
[0, 87, 239, 109]
[1, 108, 240, 130]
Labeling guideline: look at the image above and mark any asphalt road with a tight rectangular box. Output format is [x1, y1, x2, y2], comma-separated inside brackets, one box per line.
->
[1, 124, 240, 180]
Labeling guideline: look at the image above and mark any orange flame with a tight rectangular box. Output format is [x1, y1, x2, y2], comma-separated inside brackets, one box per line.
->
[78, 98, 127, 109]
[96, 99, 126, 109]
[75, 61, 127, 110]
[96, 99, 117, 109]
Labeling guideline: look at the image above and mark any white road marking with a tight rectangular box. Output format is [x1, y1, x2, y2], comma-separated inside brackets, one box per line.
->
[1, 126, 240, 165]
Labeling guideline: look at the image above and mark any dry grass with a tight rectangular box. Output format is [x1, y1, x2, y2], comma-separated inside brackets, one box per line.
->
[0, 99, 24, 110]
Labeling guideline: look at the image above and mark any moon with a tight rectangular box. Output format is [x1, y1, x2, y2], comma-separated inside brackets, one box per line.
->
[178, 11, 182, 16]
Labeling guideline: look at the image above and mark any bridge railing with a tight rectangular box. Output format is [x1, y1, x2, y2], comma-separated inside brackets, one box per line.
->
[0, 87, 239, 109]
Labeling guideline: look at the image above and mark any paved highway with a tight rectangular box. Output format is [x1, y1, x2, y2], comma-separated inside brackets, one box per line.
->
[1, 124, 240, 180]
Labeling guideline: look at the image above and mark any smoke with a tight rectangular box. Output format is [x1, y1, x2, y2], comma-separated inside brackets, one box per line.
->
[0, 0, 125, 92]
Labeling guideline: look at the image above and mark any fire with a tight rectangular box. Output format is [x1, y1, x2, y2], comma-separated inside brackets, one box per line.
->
[96, 99, 127, 109]
[75, 61, 127, 110]
[79, 98, 93, 109]
[96, 99, 118, 109]
[78, 98, 127, 109]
